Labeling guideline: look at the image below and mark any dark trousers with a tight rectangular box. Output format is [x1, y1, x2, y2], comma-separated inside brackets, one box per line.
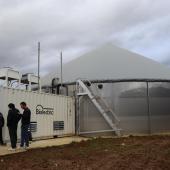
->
[8, 127, 17, 149]
[0, 127, 3, 144]
[21, 125, 29, 147]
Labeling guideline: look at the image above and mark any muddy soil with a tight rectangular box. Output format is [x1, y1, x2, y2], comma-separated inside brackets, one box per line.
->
[1, 135, 170, 170]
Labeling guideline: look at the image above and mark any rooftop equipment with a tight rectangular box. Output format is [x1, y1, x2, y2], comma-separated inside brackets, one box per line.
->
[0, 67, 21, 87]
[21, 73, 41, 91]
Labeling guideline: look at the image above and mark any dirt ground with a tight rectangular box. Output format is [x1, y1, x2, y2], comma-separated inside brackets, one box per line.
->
[1, 135, 170, 170]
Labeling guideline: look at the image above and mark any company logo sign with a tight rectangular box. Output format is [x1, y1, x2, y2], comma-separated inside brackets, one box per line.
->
[36, 105, 54, 115]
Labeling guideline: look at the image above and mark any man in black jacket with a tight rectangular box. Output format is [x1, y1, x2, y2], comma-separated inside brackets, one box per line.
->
[0, 112, 4, 145]
[7, 103, 21, 150]
[20, 102, 31, 149]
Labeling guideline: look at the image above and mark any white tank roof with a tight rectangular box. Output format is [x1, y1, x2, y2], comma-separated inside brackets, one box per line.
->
[42, 43, 170, 86]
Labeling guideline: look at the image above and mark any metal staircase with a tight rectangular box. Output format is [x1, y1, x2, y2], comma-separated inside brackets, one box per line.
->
[76, 79, 121, 136]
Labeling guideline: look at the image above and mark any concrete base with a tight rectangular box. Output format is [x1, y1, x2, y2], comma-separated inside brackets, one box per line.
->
[0, 136, 88, 156]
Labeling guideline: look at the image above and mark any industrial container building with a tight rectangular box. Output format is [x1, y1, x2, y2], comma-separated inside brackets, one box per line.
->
[0, 87, 75, 141]
[42, 43, 170, 136]
[0, 68, 75, 142]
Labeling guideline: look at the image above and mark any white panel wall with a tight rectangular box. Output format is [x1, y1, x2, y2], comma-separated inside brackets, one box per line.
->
[0, 87, 75, 141]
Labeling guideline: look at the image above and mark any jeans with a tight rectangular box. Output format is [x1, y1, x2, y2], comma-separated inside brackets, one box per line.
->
[0, 127, 4, 145]
[8, 127, 17, 148]
[21, 124, 29, 147]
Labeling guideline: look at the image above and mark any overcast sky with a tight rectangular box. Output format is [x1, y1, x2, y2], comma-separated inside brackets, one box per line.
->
[0, 0, 170, 75]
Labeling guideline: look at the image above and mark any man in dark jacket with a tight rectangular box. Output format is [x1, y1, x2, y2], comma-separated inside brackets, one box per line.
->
[0, 112, 4, 145]
[7, 103, 21, 150]
[20, 102, 31, 149]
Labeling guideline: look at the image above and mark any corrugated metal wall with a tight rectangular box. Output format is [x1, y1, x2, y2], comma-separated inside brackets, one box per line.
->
[78, 82, 170, 135]
[0, 87, 75, 141]
[149, 82, 170, 133]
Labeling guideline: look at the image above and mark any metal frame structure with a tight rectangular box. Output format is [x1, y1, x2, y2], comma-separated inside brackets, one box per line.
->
[76, 79, 121, 136]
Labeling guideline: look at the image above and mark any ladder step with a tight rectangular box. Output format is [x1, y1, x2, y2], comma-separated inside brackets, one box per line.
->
[104, 109, 111, 113]
[91, 96, 101, 100]
[77, 92, 88, 96]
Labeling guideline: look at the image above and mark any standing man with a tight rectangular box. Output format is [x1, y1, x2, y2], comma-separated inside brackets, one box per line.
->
[0, 112, 4, 145]
[20, 102, 31, 149]
[7, 103, 21, 150]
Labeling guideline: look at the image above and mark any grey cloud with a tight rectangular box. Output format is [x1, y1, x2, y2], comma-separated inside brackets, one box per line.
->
[0, 0, 170, 76]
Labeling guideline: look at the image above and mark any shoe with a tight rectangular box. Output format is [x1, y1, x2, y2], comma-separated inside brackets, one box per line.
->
[19, 146, 25, 150]
[24, 146, 29, 150]
[8, 148, 16, 151]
